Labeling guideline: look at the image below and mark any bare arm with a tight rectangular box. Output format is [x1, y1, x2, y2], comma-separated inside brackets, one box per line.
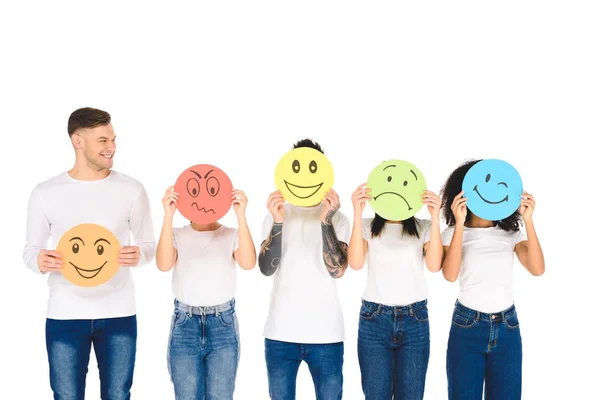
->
[515, 191, 545, 276]
[515, 218, 545, 276]
[234, 216, 257, 270]
[441, 224, 463, 282]
[156, 215, 177, 272]
[348, 213, 368, 271]
[442, 192, 467, 282]
[258, 222, 282, 276]
[424, 217, 443, 272]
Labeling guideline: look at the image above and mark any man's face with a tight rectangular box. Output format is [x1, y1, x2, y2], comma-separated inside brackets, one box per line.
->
[74, 124, 116, 170]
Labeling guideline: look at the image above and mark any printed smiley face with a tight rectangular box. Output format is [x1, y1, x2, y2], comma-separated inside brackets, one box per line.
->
[56, 224, 121, 287]
[174, 164, 233, 224]
[274, 147, 334, 206]
[462, 159, 523, 220]
[366, 160, 427, 221]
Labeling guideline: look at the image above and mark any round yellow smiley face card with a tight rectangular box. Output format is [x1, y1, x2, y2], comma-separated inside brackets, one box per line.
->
[274, 147, 334, 206]
[56, 224, 121, 287]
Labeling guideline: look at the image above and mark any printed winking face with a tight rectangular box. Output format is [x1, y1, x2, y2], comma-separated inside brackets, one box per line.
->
[462, 159, 523, 221]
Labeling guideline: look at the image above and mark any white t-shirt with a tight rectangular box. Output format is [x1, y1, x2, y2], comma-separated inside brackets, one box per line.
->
[23, 171, 156, 320]
[261, 203, 351, 344]
[172, 224, 239, 307]
[442, 225, 527, 313]
[361, 217, 432, 306]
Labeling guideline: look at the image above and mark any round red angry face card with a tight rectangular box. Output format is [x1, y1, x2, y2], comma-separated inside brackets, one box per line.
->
[174, 164, 233, 224]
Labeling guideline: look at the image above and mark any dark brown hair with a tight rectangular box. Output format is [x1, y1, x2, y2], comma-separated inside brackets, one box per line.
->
[67, 107, 111, 137]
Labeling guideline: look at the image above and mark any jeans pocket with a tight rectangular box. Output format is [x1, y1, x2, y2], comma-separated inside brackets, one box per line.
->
[451, 310, 476, 328]
[413, 305, 429, 322]
[504, 312, 520, 330]
[359, 304, 376, 320]
[219, 309, 236, 327]
[173, 310, 190, 328]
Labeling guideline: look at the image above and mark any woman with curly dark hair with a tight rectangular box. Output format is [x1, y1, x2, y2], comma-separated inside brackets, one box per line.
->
[440, 159, 545, 399]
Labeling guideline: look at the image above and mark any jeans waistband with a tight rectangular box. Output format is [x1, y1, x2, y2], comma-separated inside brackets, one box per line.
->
[175, 298, 235, 316]
[362, 299, 427, 315]
[454, 300, 516, 322]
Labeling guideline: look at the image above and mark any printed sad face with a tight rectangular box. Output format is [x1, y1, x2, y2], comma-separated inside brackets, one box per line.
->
[57, 224, 121, 287]
[274, 147, 334, 206]
[174, 164, 233, 224]
[366, 160, 427, 221]
[462, 159, 523, 221]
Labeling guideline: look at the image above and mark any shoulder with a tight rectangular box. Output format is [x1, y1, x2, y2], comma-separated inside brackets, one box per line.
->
[32, 171, 69, 193]
[415, 217, 432, 230]
[220, 225, 238, 237]
[110, 170, 145, 192]
[333, 210, 350, 225]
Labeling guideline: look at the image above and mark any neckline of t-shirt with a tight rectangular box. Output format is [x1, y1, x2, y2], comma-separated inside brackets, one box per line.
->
[289, 203, 323, 212]
[63, 170, 115, 184]
[186, 224, 225, 234]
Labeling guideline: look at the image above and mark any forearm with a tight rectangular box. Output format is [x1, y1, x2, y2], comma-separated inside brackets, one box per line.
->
[235, 218, 256, 270]
[442, 225, 464, 282]
[23, 188, 48, 275]
[258, 222, 282, 276]
[524, 218, 545, 275]
[156, 217, 176, 271]
[321, 222, 349, 278]
[425, 219, 443, 272]
[348, 213, 366, 270]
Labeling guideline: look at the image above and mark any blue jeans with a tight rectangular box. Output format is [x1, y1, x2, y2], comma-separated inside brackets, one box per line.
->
[446, 301, 522, 399]
[168, 298, 240, 400]
[357, 299, 430, 400]
[45, 315, 137, 400]
[264, 338, 343, 400]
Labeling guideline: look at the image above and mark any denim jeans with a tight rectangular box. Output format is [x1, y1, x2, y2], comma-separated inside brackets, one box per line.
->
[446, 301, 522, 399]
[357, 299, 430, 399]
[45, 315, 137, 400]
[168, 298, 240, 400]
[264, 338, 343, 400]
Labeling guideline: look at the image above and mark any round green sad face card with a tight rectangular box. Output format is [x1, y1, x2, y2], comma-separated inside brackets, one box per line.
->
[366, 160, 427, 221]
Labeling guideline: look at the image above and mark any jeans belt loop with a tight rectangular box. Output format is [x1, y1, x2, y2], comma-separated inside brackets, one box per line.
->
[476, 311, 480, 322]
[376, 304, 382, 315]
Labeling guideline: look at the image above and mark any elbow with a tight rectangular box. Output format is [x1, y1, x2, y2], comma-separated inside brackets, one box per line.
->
[442, 269, 458, 282]
[156, 263, 173, 272]
[348, 256, 364, 271]
[240, 258, 257, 271]
[531, 265, 545, 276]
[155, 257, 174, 272]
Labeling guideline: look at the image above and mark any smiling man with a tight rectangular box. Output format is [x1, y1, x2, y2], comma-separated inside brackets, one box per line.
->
[22, 107, 156, 399]
[259, 138, 350, 399]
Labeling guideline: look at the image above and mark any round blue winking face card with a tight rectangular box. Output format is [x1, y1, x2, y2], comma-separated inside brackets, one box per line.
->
[462, 159, 523, 221]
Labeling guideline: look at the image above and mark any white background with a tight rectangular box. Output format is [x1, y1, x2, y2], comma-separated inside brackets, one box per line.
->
[1, 1, 599, 399]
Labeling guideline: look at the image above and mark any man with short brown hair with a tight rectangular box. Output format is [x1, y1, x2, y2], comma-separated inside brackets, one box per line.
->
[23, 107, 156, 399]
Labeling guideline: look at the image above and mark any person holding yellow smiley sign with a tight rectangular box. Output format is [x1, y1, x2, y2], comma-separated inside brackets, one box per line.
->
[259, 139, 351, 399]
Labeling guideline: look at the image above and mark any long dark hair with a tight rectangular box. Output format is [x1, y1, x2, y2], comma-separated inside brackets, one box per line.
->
[440, 159, 521, 232]
[370, 214, 420, 238]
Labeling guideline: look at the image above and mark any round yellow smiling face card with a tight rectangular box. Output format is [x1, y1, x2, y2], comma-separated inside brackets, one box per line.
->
[57, 224, 121, 287]
[274, 147, 334, 206]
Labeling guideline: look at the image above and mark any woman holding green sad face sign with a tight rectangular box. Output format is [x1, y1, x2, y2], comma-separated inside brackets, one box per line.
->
[348, 160, 444, 400]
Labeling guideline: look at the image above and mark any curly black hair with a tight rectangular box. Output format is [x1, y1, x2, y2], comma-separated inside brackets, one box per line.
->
[293, 138, 324, 154]
[440, 159, 521, 232]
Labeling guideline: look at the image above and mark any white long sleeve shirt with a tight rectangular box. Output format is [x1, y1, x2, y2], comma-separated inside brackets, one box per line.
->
[23, 170, 156, 320]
